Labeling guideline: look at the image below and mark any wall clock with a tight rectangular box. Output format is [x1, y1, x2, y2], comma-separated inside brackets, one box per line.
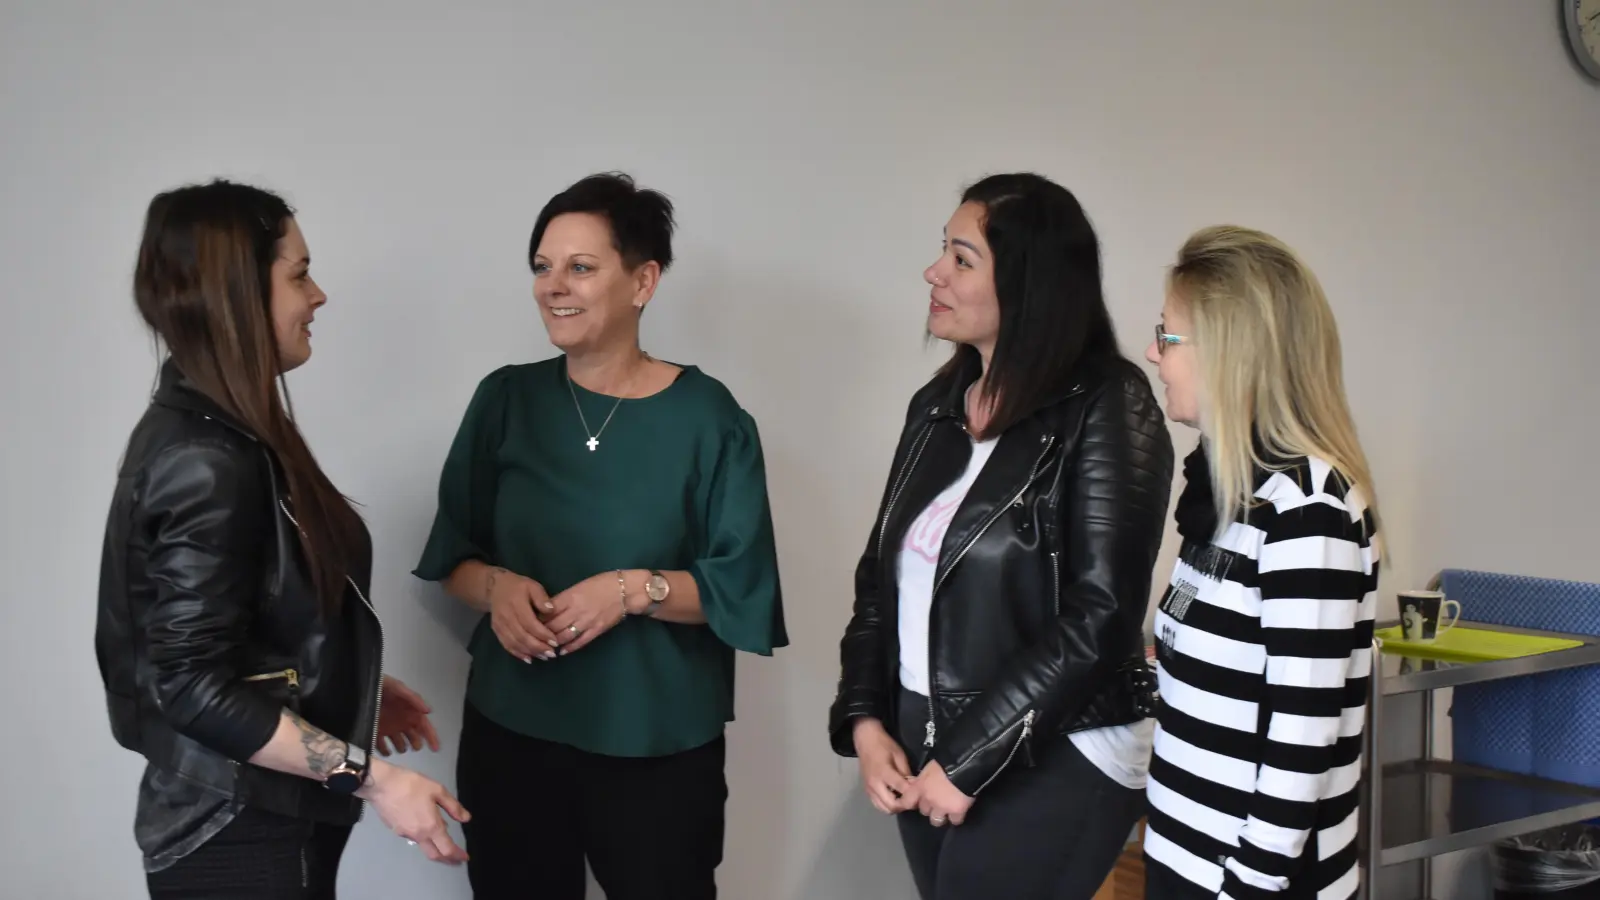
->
[1565, 0, 1600, 80]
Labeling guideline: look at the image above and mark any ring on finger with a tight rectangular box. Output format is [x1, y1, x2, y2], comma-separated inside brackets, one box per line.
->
[568, 625, 581, 636]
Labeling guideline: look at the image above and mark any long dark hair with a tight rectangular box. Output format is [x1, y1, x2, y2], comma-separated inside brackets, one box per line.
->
[937, 173, 1120, 438]
[133, 179, 363, 613]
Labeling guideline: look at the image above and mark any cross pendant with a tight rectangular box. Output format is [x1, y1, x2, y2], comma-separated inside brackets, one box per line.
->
[586, 436, 599, 452]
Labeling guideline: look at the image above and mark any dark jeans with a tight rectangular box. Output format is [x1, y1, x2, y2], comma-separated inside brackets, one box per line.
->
[896, 689, 1146, 900]
[456, 702, 728, 900]
[145, 805, 352, 899]
[1142, 859, 1213, 899]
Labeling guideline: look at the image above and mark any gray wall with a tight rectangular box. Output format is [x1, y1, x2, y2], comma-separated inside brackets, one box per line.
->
[3, 1, 1596, 897]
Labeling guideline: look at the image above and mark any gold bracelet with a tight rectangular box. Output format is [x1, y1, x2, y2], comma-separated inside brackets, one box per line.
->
[617, 569, 629, 616]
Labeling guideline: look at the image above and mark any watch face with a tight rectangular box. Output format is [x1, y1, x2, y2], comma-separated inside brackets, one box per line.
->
[323, 743, 367, 794]
[325, 770, 363, 795]
[647, 573, 669, 602]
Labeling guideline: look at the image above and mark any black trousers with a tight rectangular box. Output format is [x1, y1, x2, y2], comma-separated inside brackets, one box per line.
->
[456, 702, 728, 900]
[895, 689, 1146, 900]
[145, 806, 352, 899]
[1142, 859, 1214, 899]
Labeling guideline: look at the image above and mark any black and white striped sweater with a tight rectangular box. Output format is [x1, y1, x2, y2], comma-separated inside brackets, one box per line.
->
[1144, 449, 1379, 900]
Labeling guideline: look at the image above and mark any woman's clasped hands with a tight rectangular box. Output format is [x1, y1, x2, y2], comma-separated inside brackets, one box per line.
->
[913, 760, 975, 828]
[542, 571, 628, 655]
[486, 566, 560, 663]
[487, 566, 627, 662]
[851, 718, 974, 827]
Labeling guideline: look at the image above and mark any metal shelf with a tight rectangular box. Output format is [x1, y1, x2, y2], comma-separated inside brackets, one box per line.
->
[1376, 620, 1600, 696]
[1379, 758, 1600, 866]
[1359, 600, 1600, 900]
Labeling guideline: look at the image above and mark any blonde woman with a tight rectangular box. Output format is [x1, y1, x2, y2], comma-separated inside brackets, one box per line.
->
[1140, 226, 1381, 900]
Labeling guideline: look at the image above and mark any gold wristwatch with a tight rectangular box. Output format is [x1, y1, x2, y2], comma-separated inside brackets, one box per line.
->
[641, 570, 669, 617]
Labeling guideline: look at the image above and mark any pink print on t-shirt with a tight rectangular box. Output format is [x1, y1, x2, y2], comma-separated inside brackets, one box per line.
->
[904, 497, 961, 564]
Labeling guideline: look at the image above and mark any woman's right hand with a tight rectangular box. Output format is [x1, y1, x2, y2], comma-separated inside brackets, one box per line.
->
[486, 566, 560, 663]
[359, 759, 471, 864]
[853, 718, 917, 815]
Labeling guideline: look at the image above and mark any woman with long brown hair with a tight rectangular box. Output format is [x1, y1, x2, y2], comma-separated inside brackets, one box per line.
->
[95, 179, 469, 898]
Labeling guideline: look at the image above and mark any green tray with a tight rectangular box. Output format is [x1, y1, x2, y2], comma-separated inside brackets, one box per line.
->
[1375, 625, 1583, 663]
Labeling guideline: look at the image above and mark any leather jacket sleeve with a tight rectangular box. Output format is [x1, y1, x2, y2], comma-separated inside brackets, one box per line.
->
[933, 368, 1174, 795]
[139, 441, 284, 763]
[827, 396, 922, 757]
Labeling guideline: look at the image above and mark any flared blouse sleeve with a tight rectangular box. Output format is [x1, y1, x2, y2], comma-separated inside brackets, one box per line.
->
[689, 409, 788, 656]
[412, 368, 510, 582]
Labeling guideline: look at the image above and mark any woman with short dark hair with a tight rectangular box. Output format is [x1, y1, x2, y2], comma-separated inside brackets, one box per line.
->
[414, 172, 787, 900]
[829, 172, 1174, 899]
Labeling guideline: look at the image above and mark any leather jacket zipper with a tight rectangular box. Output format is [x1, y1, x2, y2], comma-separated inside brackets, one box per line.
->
[243, 668, 300, 690]
[974, 710, 1036, 795]
[876, 421, 935, 564]
[244, 668, 301, 715]
[923, 434, 1056, 748]
[278, 500, 385, 821]
[876, 416, 934, 746]
[929, 435, 1056, 601]
[1051, 551, 1061, 617]
[247, 672, 312, 885]
[345, 574, 384, 822]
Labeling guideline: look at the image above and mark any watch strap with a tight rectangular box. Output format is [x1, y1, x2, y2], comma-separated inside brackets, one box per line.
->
[323, 741, 369, 794]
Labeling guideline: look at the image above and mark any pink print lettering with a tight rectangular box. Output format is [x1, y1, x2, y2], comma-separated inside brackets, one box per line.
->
[904, 497, 961, 564]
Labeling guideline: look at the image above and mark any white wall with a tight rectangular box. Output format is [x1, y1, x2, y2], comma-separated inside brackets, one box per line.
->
[3, 2, 1596, 897]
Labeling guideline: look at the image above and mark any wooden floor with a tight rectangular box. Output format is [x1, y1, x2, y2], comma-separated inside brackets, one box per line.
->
[1092, 820, 1145, 900]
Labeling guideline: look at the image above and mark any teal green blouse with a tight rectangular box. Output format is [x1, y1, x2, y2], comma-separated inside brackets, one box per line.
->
[413, 357, 787, 758]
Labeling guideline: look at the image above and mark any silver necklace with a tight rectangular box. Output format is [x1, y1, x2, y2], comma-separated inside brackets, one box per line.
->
[566, 356, 643, 452]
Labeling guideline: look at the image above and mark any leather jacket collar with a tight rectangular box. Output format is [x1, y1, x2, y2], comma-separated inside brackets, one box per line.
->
[151, 358, 259, 442]
[919, 352, 1091, 429]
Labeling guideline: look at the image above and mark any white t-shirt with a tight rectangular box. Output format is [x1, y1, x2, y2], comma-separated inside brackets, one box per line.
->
[897, 437, 998, 696]
[1069, 716, 1153, 790]
[895, 435, 1153, 790]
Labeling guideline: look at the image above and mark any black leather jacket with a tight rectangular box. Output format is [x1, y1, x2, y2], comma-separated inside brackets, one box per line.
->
[828, 355, 1174, 796]
[95, 360, 383, 868]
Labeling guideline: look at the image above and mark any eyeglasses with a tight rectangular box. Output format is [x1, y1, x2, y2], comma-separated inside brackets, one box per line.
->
[1154, 324, 1186, 354]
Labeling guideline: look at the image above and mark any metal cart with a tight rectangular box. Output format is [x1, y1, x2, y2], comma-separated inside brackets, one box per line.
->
[1360, 619, 1600, 898]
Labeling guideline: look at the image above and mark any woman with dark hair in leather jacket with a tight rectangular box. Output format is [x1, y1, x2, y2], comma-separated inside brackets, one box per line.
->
[95, 179, 469, 898]
[828, 173, 1175, 899]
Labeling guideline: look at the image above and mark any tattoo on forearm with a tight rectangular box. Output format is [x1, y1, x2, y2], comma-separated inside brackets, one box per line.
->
[288, 711, 346, 777]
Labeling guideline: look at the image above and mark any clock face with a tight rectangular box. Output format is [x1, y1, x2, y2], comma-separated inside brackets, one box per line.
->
[1570, 0, 1600, 80]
